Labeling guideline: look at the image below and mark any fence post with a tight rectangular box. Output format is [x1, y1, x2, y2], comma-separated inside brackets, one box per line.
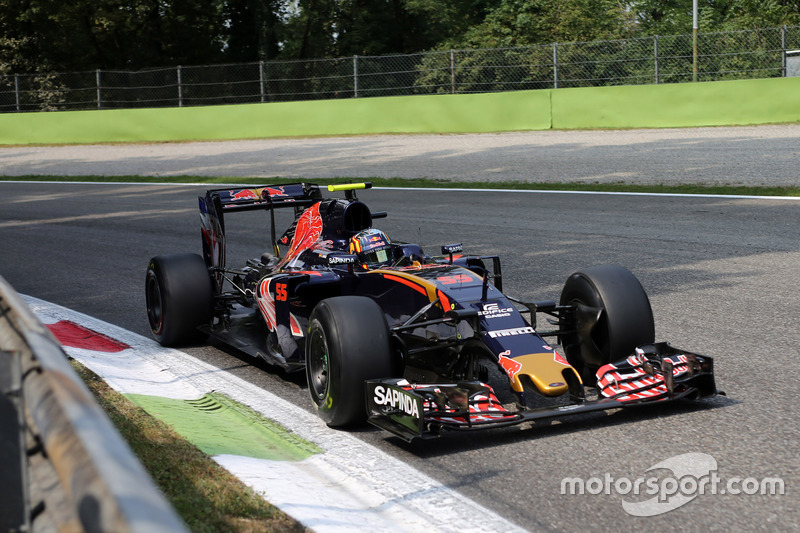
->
[177, 65, 183, 107]
[654, 35, 659, 84]
[553, 43, 559, 89]
[450, 50, 455, 94]
[692, 0, 698, 82]
[782, 25, 787, 77]
[96, 69, 102, 109]
[14, 74, 20, 112]
[259, 61, 265, 102]
[353, 55, 359, 98]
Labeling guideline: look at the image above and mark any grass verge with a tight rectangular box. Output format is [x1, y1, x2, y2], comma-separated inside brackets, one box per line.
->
[3, 174, 800, 197]
[71, 360, 306, 533]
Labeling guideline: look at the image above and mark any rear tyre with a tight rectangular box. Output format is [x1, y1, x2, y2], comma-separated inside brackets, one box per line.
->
[305, 296, 393, 427]
[146, 253, 213, 346]
[558, 265, 655, 385]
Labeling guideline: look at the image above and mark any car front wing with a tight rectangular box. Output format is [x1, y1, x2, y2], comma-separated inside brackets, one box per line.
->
[365, 343, 719, 442]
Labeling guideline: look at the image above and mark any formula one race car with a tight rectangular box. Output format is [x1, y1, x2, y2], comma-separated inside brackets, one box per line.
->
[145, 182, 719, 441]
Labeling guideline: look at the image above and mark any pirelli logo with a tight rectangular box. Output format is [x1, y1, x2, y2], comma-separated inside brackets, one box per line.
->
[488, 326, 535, 338]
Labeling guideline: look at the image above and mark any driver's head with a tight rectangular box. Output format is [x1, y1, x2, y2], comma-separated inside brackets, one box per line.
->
[348, 229, 392, 270]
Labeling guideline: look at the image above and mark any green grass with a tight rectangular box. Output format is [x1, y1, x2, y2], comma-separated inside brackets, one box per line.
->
[72, 361, 307, 533]
[4, 174, 800, 197]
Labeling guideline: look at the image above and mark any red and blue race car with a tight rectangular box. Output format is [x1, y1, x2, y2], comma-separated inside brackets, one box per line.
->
[145, 182, 719, 441]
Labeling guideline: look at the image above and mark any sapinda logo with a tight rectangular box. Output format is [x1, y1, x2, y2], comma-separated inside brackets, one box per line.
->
[372, 385, 420, 418]
[328, 255, 355, 265]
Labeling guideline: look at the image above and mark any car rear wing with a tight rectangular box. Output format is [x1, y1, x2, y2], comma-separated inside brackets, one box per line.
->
[199, 182, 374, 291]
[204, 182, 374, 213]
[208, 183, 323, 213]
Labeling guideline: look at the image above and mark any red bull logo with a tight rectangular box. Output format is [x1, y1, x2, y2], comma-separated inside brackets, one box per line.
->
[499, 354, 523, 379]
[229, 186, 287, 201]
[286, 204, 323, 260]
[554, 352, 570, 366]
[262, 186, 287, 197]
[230, 188, 260, 200]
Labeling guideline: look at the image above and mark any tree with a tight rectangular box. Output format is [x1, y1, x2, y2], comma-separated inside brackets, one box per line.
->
[223, 0, 284, 61]
[457, 0, 633, 48]
[0, 0, 229, 72]
[335, 0, 423, 56]
[628, 0, 800, 35]
[723, 0, 800, 28]
[280, 0, 338, 58]
[2, 0, 798, 76]
[402, 0, 502, 49]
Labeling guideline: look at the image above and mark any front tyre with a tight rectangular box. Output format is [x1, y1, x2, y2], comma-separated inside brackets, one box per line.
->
[305, 296, 393, 427]
[145, 254, 213, 346]
[558, 265, 655, 384]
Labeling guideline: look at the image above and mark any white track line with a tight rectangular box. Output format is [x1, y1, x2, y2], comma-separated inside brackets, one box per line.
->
[2, 180, 799, 200]
[24, 295, 528, 533]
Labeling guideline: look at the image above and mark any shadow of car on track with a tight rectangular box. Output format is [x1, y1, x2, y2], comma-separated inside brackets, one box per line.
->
[389, 394, 737, 459]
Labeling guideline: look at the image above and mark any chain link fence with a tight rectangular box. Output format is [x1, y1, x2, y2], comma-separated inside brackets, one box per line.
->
[2, 25, 799, 113]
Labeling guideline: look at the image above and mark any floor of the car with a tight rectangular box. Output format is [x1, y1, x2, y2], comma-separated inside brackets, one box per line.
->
[201, 305, 286, 366]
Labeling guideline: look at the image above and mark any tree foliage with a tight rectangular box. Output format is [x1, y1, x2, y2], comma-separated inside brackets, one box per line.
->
[630, 0, 800, 34]
[223, 0, 284, 61]
[453, 0, 634, 48]
[1, 0, 231, 71]
[1, 0, 798, 74]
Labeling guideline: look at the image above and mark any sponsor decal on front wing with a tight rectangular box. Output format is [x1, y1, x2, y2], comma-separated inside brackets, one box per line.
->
[372, 384, 421, 418]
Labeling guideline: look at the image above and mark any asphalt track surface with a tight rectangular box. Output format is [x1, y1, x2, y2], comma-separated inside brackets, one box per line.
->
[2, 127, 799, 531]
[2, 124, 800, 186]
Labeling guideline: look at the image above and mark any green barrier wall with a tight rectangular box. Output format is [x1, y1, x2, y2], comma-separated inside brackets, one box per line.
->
[0, 90, 551, 145]
[1, 76, 798, 145]
[552, 76, 800, 129]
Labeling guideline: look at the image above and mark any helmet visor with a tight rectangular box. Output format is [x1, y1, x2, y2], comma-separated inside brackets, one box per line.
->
[360, 245, 392, 267]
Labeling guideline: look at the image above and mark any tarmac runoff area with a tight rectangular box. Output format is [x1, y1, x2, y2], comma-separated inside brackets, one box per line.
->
[2, 124, 799, 186]
[25, 295, 527, 533]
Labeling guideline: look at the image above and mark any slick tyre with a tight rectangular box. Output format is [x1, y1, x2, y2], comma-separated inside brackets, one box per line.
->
[146, 253, 213, 347]
[558, 265, 655, 385]
[306, 296, 393, 427]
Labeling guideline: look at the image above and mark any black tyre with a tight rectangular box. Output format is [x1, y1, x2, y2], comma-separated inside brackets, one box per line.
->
[305, 296, 393, 427]
[558, 265, 655, 384]
[145, 253, 214, 346]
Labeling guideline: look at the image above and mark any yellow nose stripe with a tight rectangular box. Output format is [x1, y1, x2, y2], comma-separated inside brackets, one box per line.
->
[508, 352, 576, 396]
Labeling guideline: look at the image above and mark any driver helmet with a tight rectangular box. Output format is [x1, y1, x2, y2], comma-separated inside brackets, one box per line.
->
[348, 228, 392, 269]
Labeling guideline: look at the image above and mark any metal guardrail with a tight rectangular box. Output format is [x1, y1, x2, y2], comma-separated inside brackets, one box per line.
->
[1, 24, 799, 113]
[0, 276, 188, 533]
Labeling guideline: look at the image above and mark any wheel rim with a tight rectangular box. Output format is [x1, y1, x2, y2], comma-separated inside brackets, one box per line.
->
[146, 272, 164, 334]
[562, 297, 613, 387]
[307, 326, 329, 403]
